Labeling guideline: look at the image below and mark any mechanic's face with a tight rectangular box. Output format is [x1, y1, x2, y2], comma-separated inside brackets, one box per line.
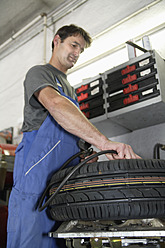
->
[53, 34, 85, 73]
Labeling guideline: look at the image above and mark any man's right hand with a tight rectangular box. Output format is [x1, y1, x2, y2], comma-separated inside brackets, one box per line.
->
[101, 140, 141, 160]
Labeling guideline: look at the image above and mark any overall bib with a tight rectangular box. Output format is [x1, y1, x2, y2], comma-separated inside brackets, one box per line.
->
[7, 83, 80, 248]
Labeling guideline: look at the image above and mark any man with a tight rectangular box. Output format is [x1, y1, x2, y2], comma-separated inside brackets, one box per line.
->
[7, 24, 140, 248]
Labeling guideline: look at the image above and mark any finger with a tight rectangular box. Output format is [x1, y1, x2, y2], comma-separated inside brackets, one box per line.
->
[87, 156, 98, 163]
[135, 154, 142, 159]
[122, 144, 140, 159]
[106, 153, 115, 160]
[114, 145, 136, 159]
[113, 149, 125, 159]
[124, 145, 141, 159]
[124, 149, 132, 159]
[82, 151, 98, 163]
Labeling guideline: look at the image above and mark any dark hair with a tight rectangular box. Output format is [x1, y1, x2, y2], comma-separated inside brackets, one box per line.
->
[52, 24, 92, 51]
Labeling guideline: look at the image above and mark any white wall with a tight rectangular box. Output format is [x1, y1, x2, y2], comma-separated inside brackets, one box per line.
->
[67, 0, 165, 86]
[0, 29, 54, 131]
[0, 0, 165, 155]
[96, 123, 165, 160]
[112, 123, 165, 160]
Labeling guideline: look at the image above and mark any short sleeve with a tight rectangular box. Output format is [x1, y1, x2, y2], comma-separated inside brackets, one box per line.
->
[24, 65, 59, 108]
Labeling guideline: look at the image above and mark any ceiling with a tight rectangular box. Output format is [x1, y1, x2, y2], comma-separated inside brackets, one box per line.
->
[0, 0, 159, 47]
[0, 0, 66, 45]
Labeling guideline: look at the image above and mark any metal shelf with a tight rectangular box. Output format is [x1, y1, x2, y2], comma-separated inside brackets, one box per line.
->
[74, 50, 165, 136]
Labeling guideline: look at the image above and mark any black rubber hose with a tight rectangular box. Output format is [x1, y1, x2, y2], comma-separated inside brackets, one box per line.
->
[37, 149, 87, 211]
[153, 143, 163, 159]
[38, 149, 117, 212]
[59, 150, 84, 171]
[59, 148, 93, 171]
[38, 142, 93, 210]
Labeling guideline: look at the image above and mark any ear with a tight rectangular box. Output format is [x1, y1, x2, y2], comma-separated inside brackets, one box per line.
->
[53, 35, 61, 48]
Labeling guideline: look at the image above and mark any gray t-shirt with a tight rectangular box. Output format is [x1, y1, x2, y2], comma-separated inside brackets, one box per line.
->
[22, 64, 76, 132]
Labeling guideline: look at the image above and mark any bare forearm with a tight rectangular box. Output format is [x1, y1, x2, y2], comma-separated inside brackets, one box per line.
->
[49, 98, 141, 159]
[48, 94, 108, 150]
[36, 86, 141, 159]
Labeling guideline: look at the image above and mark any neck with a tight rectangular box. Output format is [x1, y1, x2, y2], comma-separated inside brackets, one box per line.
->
[49, 57, 67, 74]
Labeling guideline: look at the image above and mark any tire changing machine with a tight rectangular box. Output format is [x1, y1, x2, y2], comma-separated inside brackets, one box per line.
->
[49, 218, 165, 247]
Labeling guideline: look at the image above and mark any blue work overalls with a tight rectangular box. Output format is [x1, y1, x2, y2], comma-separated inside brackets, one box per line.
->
[7, 83, 80, 248]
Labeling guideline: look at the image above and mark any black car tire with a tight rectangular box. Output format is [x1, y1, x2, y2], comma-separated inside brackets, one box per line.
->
[48, 159, 165, 221]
